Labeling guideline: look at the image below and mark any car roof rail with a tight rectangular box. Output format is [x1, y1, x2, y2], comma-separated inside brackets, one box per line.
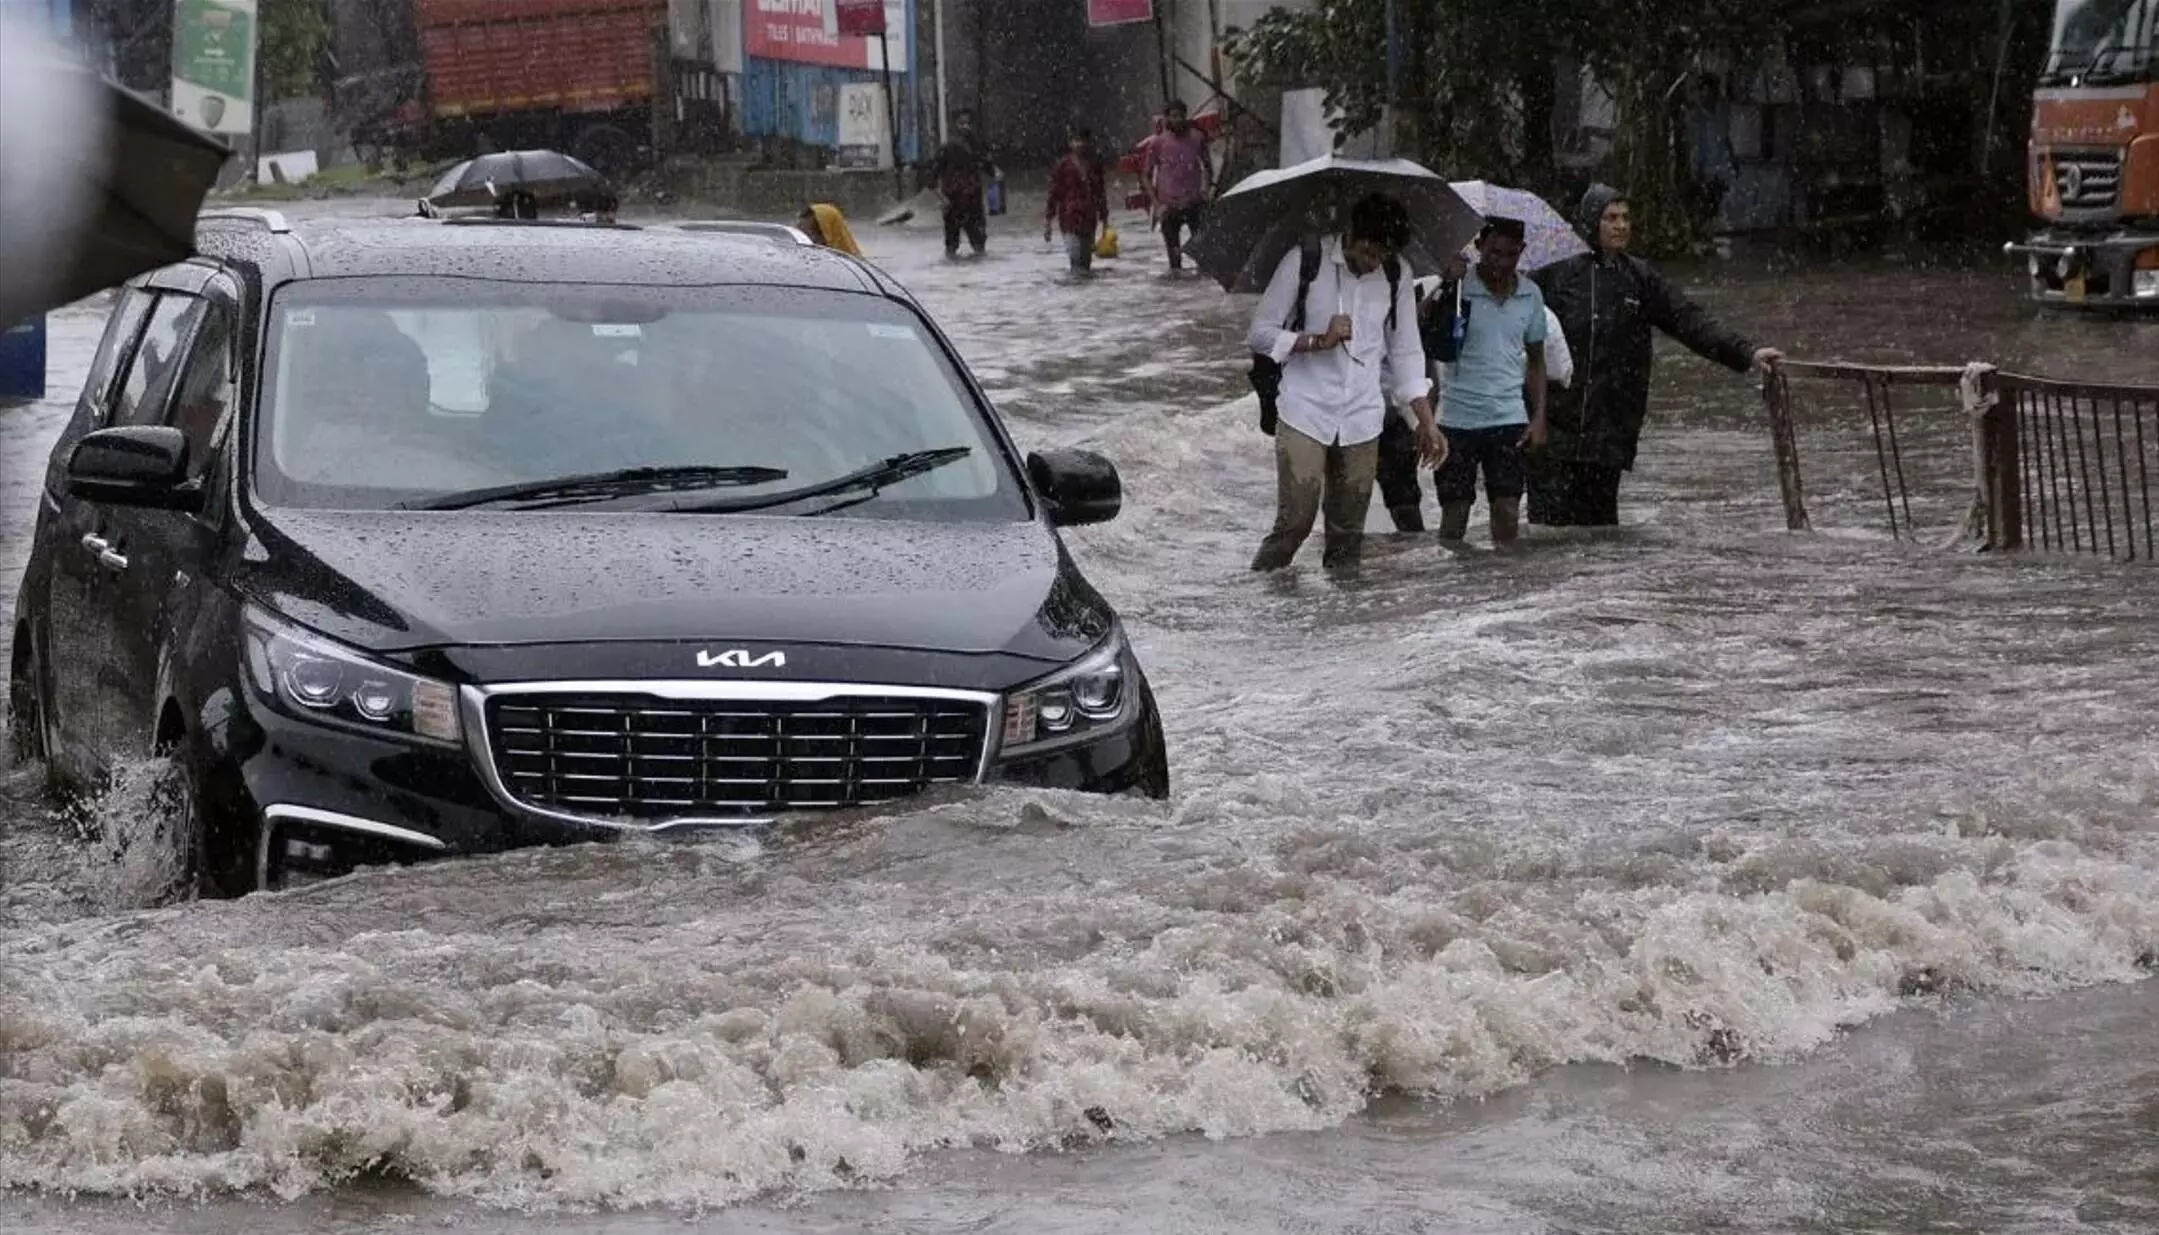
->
[437, 216, 642, 230]
[667, 220, 816, 246]
[198, 206, 293, 233]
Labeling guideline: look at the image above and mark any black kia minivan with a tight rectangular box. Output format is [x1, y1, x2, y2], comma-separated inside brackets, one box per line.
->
[7, 210, 1168, 897]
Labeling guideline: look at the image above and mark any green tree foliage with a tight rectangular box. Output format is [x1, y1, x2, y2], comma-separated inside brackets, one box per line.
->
[1225, 0, 1787, 252]
[259, 0, 331, 103]
[1223, 1, 1388, 137]
[1227, 0, 2051, 252]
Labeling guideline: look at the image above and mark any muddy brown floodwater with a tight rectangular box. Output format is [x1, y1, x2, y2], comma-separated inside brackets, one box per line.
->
[3, 200, 2158, 1234]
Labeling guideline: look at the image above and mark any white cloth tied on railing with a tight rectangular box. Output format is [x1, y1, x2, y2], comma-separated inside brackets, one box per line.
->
[1954, 362, 2001, 549]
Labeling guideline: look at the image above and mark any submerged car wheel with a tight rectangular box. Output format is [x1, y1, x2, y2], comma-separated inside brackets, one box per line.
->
[7, 639, 41, 768]
[138, 758, 310, 900]
[7, 632, 71, 801]
[133, 756, 212, 904]
[1136, 679, 1172, 800]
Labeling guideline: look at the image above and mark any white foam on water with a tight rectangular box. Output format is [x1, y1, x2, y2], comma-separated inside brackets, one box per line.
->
[5, 231, 2159, 1217]
[0, 768, 2154, 1211]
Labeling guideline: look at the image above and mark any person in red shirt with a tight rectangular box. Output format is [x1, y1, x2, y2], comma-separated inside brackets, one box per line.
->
[1143, 100, 1213, 273]
[1044, 128, 1111, 276]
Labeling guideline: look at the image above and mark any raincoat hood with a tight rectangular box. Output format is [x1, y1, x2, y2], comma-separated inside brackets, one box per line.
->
[1575, 183, 1629, 252]
[808, 203, 863, 257]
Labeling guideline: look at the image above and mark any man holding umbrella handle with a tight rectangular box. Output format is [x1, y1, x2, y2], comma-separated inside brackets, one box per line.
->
[1247, 194, 1445, 577]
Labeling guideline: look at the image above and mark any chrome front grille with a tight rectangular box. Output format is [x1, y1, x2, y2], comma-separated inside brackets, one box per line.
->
[483, 691, 992, 821]
[2054, 150, 2122, 212]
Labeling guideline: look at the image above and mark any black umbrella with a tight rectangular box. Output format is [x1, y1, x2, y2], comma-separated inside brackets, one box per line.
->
[1185, 154, 1483, 294]
[0, 65, 230, 326]
[426, 150, 609, 210]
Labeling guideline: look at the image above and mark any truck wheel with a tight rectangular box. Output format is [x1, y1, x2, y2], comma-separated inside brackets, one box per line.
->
[571, 124, 637, 181]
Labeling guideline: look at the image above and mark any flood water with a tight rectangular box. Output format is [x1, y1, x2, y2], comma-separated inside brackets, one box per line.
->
[3, 201, 2158, 1234]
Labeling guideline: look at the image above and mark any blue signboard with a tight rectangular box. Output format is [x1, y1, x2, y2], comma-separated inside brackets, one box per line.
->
[0, 0, 70, 35]
[1, 0, 73, 401]
[0, 317, 48, 402]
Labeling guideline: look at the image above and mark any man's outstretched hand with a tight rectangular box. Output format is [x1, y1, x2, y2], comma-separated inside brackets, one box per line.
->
[1753, 347, 1786, 373]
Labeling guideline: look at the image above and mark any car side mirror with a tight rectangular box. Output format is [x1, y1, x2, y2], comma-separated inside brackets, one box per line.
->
[1026, 448, 1121, 527]
[65, 425, 200, 512]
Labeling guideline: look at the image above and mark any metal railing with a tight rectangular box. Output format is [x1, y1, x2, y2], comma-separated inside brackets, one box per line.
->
[1761, 361, 2159, 562]
[1760, 362, 1975, 540]
[1991, 375, 2158, 560]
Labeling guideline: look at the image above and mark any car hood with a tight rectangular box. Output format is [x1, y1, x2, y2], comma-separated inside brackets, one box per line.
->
[237, 508, 1112, 663]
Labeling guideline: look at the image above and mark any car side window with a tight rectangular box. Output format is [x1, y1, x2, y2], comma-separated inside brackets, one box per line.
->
[83, 288, 156, 420]
[110, 295, 201, 428]
[164, 302, 236, 482]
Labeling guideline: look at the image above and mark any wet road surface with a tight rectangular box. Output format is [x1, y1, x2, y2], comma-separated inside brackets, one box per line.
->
[3, 200, 2158, 1233]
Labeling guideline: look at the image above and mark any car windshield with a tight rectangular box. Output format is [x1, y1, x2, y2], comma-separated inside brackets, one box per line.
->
[2043, 0, 2158, 81]
[251, 279, 1027, 520]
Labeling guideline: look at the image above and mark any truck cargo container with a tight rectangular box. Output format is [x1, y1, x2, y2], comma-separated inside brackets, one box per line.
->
[330, 0, 665, 179]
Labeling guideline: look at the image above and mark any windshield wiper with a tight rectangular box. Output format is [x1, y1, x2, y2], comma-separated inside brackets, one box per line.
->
[680, 447, 973, 515]
[402, 464, 791, 511]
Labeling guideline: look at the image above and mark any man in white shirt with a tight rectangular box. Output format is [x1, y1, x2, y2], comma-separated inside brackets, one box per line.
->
[1247, 193, 1443, 575]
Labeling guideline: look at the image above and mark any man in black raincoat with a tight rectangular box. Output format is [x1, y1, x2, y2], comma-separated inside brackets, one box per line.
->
[1527, 184, 1783, 526]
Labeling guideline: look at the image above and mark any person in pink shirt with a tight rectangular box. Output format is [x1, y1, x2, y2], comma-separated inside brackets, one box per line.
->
[1142, 99, 1213, 273]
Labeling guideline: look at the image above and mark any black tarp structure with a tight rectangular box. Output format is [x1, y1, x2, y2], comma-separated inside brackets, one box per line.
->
[1, 64, 230, 326]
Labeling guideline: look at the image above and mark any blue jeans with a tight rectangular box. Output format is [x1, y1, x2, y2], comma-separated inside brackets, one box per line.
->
[1062, 230, 1095, 273]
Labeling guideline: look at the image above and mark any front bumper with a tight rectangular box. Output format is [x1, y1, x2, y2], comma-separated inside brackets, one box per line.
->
[2005, 231, 2159, 307]
[197, 671, 1169, 880]
[194, 682, 615, 887]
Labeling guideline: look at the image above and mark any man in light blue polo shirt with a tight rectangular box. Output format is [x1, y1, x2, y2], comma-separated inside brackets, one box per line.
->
[1433, 216, 1548, 548]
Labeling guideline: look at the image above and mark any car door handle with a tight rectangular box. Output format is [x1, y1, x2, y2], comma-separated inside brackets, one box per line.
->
[80, 533, 128, 572]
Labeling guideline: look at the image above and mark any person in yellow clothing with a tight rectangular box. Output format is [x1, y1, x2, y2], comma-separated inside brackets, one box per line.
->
[797, 203, 863, 256]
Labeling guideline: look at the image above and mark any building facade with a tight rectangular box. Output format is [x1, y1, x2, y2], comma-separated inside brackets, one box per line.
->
[670, 0, 1302, 172]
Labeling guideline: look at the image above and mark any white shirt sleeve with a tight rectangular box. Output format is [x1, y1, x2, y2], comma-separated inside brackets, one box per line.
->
[1248, 249, 1307, 364]
[1542, 306, 1574, 387]
[1383, 266, 1431, 406]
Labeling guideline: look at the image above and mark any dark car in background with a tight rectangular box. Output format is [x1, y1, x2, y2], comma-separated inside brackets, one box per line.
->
[6, 210, 1169, 897]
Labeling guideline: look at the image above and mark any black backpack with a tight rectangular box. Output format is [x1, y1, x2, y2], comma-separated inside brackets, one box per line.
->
[1422, 277, 1470, 364]
[1247, 239, 1401, 436]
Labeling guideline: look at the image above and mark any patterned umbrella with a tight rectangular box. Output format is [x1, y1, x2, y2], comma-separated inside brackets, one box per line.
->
[1446, 180, 1588, 272]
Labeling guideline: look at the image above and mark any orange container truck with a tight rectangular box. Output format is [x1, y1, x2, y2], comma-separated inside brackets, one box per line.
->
[334, 0, 666, 179]
[2007, 0, 2159, 307]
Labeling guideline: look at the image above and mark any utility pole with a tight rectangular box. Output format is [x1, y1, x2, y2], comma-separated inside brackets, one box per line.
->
[247, 0, 266, 185]
[878, 22, 902, 199]
[1385, 0, 1400, 102]
[932, 0, 949, 146]
[1981, 0, 2016, 181]
[1152, 2, 1172, 106]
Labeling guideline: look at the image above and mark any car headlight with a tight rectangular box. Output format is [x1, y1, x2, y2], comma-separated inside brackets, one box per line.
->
[999, 628, 1137, 757]
[241, 605, 462, 745]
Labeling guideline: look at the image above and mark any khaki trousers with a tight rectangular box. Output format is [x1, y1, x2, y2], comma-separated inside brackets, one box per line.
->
[1251, 423, 1379, 572]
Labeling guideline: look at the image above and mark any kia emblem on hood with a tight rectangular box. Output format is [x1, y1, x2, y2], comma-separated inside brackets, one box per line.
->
[697, 648, 786, 669]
